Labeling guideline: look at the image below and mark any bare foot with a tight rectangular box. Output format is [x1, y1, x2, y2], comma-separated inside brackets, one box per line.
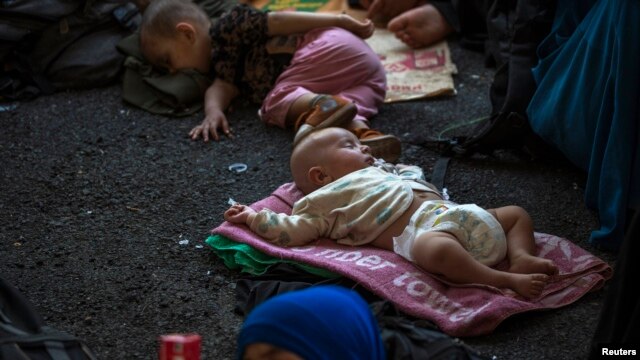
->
[509, 254, 559, 276]
[509, 273, 549, 299]
[387, 3, 453, 49]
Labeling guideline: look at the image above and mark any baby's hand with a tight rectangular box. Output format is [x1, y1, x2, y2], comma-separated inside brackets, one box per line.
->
[338, 14, 375, 39]
[224, 204, 256, 224]
[189, 108, 233, 142]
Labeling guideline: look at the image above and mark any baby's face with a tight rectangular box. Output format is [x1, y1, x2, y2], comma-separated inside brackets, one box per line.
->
[315, 128, 374, 180]
[141, 28, 211, 74]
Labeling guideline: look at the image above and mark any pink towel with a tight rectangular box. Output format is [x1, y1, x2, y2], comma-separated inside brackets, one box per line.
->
[213, 183, 613, 336]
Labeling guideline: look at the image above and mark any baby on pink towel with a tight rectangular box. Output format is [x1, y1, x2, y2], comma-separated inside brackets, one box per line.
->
[225, 127, 558, 299]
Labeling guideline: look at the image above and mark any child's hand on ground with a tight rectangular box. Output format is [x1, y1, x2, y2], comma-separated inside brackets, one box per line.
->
[189, 108, 233, 142]
[224, 204, 256, 225]
[338, 15, 375, 39]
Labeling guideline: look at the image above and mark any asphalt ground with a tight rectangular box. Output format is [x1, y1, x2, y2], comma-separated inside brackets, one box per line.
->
[0, 38, 616, 359]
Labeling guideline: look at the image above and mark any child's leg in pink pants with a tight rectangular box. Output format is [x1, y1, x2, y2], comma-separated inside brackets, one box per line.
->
[259, 27, 386, 128]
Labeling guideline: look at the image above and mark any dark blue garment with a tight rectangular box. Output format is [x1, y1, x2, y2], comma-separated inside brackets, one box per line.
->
[527, 0, 640, 251]
[236, 285, 386, 360]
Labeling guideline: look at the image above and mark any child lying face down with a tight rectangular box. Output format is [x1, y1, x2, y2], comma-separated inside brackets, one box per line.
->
[224, 127, 559, 299]
[139, 0, 401, 162]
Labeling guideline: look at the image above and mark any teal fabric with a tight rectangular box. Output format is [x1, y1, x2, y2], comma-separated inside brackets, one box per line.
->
[205, 234, 338, 278]
[527, 0, 640, 251]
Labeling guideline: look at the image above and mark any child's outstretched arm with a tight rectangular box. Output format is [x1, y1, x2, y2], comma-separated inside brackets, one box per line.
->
[224, 202, 328, 247]
[225, 204, 257, 225]
[189, 78, 239, 142]
[267, 12, 374, 39]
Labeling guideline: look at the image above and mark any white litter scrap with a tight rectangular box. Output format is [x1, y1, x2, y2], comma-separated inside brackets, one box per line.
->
[228, 163, 247, 173]
[442, 187, 450, 200]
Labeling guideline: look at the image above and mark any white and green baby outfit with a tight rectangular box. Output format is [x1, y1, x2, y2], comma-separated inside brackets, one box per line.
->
[249, 165, 507, 266]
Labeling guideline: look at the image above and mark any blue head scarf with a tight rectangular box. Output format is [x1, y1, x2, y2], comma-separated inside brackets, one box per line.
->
[237, 285, 386, 360]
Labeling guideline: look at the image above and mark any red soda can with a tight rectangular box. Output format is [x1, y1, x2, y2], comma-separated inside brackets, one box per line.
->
[159, 333, 201, 360]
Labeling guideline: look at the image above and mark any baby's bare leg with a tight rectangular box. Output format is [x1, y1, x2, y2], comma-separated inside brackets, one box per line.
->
[490, 206, 558, 275]
[411, 231, 549, 298]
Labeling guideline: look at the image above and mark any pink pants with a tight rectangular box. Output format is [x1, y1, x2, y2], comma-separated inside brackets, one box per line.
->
[259, 27, 386, 128]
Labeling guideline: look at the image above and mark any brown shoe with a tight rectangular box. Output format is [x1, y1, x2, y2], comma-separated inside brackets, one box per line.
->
[353, 128, 402, 163]
[293, 95, 357, 147]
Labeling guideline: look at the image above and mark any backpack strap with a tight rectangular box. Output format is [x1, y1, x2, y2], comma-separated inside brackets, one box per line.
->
[0, 343, 30, 360]
[0, 277, 44, 333]
[1, 278, 98, 360]
[0, 331, 97, 360]
[44, 340, 72, 360]
[43, 337, 98, 360]
[430, 156, 450, 192]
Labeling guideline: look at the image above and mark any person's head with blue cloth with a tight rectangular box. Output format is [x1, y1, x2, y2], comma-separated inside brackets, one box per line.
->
[237, 285, 386, 360]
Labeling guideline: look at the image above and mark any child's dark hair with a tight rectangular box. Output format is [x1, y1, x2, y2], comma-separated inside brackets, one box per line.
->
[140, 0, 209, 39]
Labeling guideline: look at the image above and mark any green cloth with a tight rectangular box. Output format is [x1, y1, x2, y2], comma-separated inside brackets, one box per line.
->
[206, 234, 338, 278]
[117, 33, 210, 117]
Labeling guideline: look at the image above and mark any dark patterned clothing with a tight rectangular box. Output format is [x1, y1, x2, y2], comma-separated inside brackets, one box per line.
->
[209, 4, 291, 104]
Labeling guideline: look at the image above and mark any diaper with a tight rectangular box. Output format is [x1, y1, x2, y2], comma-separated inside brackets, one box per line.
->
[393, 201, 507, 266]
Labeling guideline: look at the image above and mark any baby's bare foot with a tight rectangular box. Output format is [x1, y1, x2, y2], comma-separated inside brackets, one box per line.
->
[387, 4, 453, 48]
[509, 254, 559, 276]
[510, 273, 549, 299]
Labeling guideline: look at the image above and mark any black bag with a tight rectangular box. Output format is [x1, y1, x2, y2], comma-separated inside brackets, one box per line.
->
[415, 0, 558, 159]
[456, 0, 557, 157]
[0, 0, 140, 100]
[372, 301, 491, 360]
[0, 277, 97, 360]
